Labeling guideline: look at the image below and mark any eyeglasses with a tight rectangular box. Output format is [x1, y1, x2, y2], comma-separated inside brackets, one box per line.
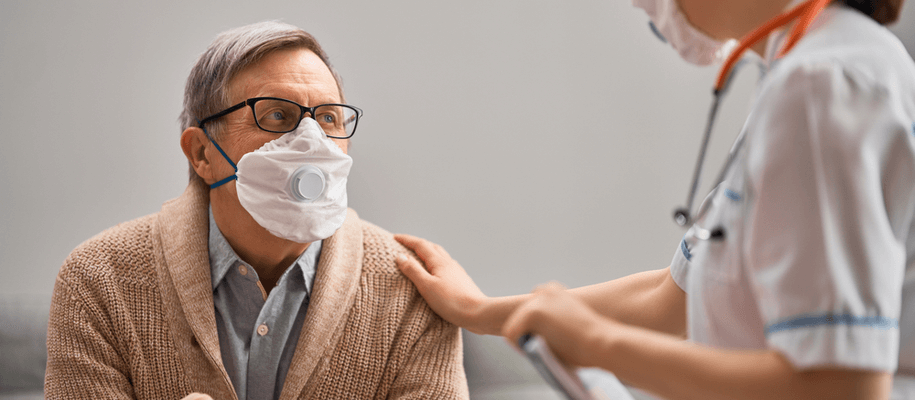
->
[197, 97, 363, 139]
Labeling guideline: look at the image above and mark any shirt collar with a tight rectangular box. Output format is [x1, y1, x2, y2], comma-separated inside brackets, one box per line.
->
[208, 206, 240, 290]
[208, 206, 322, 293]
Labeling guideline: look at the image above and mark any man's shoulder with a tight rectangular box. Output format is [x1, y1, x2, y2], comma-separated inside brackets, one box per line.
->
[346, 214, 450, 318]
[59, 213, 161, 289]
[312, 214, 467, 398]
[352, 216, 410, 276]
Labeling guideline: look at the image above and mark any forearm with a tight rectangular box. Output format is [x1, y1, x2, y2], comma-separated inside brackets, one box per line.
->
[474, 267, 684, 337]
[592, 321, 891, 400]
[570, 267, 686, 337]
[394, 235, 684, 337]
[473, 294, 531, 335]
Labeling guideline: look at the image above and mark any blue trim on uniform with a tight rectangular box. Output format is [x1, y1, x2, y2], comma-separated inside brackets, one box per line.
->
[765, 314, 899, 335]
[680, 237, 692, 261]
[724, 188, 742, 201]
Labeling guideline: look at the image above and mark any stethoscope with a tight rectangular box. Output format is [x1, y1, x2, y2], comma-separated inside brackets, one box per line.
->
[671, 0, 832, 240]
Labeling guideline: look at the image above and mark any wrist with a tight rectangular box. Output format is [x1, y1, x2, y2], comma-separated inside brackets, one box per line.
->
[582, 316, 623, 369]
[465, 295, 497, 335]
[474, 294, 535, 336]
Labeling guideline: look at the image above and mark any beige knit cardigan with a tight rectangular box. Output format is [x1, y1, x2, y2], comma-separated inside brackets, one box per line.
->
[45, 179, 468, 399]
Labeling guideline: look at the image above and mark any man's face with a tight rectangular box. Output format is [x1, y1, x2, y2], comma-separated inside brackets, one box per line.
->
[208, 48, 348, 187]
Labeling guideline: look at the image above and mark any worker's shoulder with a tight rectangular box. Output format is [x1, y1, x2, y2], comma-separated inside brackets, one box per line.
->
[767, 6, 915, 99]
[751, 7, 915, 154]
[58, 213, 161, 290]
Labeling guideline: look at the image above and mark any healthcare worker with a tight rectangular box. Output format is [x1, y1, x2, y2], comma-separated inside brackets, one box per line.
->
[394, 0, 915, 398]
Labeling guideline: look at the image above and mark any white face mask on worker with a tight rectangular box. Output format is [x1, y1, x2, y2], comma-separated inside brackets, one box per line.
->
[212, 117, 353, 243]
[632, 0, 737, 66]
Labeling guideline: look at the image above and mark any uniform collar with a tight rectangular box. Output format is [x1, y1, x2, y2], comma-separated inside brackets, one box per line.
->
[761, 0, 838, 68]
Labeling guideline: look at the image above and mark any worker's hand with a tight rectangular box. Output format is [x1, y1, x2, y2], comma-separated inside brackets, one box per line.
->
[394, 234, 490, 334]
[180, 393, 213, 400]
[502, 282, 615, 368]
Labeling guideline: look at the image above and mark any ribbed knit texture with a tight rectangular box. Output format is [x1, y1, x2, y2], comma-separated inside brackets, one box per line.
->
[45, 179, 468, 399]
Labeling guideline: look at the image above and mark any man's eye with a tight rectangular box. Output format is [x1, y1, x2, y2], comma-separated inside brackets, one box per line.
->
[266, 110, 287, 120]
[320, 114, 336, 124]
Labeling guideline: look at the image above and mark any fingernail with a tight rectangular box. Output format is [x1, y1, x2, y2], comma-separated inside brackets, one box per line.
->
[396, 254, 406, 263]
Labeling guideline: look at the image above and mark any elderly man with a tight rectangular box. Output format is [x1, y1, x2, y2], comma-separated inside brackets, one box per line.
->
[45, 21, 468, 399]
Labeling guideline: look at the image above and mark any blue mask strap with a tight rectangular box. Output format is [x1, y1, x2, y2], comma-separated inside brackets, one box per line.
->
[202, 127, 238, 189]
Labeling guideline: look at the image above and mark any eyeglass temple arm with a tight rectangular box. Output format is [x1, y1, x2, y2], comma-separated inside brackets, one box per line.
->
[197, 101, 249, 129]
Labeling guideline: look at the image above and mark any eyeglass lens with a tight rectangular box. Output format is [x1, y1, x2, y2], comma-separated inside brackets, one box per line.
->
[252, 99, 358, 137]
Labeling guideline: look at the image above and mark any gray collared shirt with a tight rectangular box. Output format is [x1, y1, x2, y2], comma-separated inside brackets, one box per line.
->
[208, 207, 320, 400]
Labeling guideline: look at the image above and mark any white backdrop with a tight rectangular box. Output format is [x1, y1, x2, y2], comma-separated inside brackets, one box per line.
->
[2, 0, 913, 300]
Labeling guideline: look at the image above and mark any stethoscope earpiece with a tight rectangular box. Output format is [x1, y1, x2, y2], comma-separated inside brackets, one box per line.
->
[673, 208, 691, 227]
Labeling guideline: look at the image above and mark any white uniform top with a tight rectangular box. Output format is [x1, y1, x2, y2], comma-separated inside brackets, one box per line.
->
[669, 4, 915, 396]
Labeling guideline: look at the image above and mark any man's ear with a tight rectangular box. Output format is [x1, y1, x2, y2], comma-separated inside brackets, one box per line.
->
[181, 127, 216, 185]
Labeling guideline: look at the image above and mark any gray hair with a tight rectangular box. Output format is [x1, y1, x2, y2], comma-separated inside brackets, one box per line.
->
[180, 21, 343, 180]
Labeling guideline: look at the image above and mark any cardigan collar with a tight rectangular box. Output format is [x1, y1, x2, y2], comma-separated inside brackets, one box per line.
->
[155, 177, 363, 400]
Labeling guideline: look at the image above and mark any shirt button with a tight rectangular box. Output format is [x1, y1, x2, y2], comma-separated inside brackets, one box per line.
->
[239, 265, 248, 275]
[257, 324, 269, 336]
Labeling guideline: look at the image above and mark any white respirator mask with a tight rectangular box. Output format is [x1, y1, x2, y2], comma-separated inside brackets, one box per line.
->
[632, 0, 737, 66]
[207, 118, 353, 243]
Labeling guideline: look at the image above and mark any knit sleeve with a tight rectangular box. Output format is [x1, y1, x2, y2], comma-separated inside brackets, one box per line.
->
[353, 219, 470, 399]
[386, 311, 469, 399]
[44, 275, 136, 399]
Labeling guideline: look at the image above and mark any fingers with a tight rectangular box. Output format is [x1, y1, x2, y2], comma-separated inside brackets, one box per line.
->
[532, 281, 566, 294]
[395, 253, 433, 288]
[393, 233, 424, 249]
[433, 242, 450, 257]
[502, 299, 536, 346]
[502, 282, 567, 344]
[180, 393, 214, 400]
[394, 234, 443, 264]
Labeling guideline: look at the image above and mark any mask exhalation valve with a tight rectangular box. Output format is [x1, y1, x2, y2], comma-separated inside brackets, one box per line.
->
[290, 165, 326, 202]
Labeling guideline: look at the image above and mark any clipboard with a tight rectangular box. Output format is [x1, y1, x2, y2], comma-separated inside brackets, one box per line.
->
[519, 334, 636, 400]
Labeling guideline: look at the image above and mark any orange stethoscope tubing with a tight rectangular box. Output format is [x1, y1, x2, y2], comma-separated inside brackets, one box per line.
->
[716, 0, 833, 91]
[673, 0, 833, 232]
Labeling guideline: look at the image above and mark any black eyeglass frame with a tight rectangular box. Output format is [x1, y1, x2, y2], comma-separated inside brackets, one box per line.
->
[197, 97, 363, 139]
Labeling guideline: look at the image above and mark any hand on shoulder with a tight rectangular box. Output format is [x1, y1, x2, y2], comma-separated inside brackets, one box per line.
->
[394, 234, 491, 334]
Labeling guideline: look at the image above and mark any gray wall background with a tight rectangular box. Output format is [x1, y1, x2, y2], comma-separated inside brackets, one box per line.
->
[1, 1, 913, 303]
